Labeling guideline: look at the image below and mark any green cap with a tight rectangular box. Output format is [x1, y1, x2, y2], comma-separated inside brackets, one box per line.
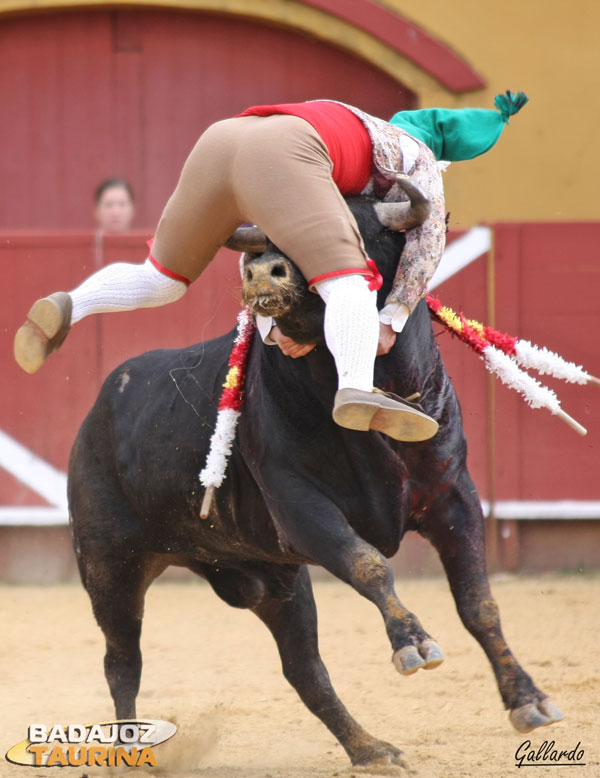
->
[389, 91, 529, 161]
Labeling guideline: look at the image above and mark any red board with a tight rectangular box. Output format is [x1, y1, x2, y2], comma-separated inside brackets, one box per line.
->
[0, 8, 416, 231]
[2, 9, 599, 521]
[4, 222, 598, 511]
[1, 232, 242, 480]
[493, 223, 600, 500]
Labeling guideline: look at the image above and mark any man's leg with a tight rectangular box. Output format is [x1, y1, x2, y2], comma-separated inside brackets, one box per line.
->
[14, 118, 247, 374]
[315, 275, 379, 392]
[69, 259, 188, 323]
[232, 115, 369, 283]
[232, 116, 438, 441]
[315, 275, 438, 441]
[14, 260, 188, 374]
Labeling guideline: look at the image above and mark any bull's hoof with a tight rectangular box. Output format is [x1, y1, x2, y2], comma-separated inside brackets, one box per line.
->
[350, 741, 412, 773]
[509, 699, 564, 733]
[392, 639, 444, 676]
[419, 639, 445, 670]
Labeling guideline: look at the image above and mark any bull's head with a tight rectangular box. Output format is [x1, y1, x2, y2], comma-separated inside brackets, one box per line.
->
[227, 176, 430, 345]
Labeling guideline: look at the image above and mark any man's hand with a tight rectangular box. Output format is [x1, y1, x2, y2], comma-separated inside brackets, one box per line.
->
[270, 325, 316, 358]
[377, 322, 397, 355]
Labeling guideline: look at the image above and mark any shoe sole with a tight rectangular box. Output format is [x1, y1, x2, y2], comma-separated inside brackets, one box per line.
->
[28, 297, 64, 338]
[333, 399, 378, 432]
[333, 399, 439, 442]
[371, 405, 439, 441]
[13, 298, 64, 374]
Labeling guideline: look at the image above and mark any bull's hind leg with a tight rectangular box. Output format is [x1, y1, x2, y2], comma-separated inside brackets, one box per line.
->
[420, 473, 563, 733]
[253, 565, 408, 768]
[81, 555, 163, 719]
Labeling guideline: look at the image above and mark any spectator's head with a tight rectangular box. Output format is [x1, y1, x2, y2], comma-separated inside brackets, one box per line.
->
[94, 178, 135, 232]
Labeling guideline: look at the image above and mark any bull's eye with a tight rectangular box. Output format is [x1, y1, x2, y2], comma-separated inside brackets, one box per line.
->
[270, 263, 287, 278]
[245, 268, 253, 283]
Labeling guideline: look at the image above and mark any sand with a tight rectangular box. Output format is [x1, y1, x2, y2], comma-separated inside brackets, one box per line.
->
[1, 573, 598, 778]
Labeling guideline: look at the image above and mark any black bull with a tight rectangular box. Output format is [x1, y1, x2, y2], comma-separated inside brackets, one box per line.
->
[68, 196, 561, 768]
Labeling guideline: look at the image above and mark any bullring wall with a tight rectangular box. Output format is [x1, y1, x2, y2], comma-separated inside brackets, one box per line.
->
[2, 223, 598, 581]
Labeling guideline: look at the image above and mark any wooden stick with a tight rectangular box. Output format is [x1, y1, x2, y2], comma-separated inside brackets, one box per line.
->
[588, 375, 600, 386]
[200, 486, 215, 519]
[555, 409, 587, 436]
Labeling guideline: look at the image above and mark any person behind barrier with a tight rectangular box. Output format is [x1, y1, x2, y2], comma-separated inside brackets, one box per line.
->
[94, 178, 135, 233]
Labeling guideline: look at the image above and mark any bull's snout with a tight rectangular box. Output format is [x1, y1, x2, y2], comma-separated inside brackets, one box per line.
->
[244, 258, 291, 288]
[242, 257, 302, 317]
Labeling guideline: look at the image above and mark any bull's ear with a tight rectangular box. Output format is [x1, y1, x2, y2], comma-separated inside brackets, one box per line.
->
[225, 226, 268, 253]
[374, 176, 432, 232]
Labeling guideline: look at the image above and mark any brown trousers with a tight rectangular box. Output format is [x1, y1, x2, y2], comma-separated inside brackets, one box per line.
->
[151, 114, 369, 284]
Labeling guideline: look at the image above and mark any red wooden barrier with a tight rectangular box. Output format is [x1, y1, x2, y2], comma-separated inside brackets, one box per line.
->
[494, 223, 600, 501]
[2, 231, 242, 483]
[1, 224, 599, 580]
[0, 9, 415, 231]
[4, 225, 599, 500]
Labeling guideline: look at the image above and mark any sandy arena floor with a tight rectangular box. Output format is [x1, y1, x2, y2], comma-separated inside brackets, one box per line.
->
[1, 573, 598, 778]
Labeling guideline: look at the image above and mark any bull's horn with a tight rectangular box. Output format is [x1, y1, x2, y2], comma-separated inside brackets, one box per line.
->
[374, 176, 432, 231]
[225, 226, 268, 253]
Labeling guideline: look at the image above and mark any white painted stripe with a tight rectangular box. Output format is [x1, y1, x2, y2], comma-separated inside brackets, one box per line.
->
[0, 507, 68, 526]
[427, 226, 492, 290]
[489, 500, 600, 520]
[0, 501, 597, 528]
[0, 429, 68, 509]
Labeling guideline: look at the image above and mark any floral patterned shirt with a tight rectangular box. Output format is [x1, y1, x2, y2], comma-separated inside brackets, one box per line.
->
[332, 102, 447, 314]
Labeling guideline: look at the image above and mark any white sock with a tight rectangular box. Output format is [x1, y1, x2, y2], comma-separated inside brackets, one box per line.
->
[69, 259, 187, 324]
[315, 275, 379, 391]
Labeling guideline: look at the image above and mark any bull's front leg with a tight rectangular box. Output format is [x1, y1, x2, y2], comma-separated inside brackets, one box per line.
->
[348, 543, 446, 675]
[252, 565, 409, 768]
[263, 486, 444, 676]
[420, 473, 563, 733]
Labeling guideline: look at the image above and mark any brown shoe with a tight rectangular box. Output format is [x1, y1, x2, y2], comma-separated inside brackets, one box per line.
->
[332, 387, 439, 442]
[14, 292, 73, 374]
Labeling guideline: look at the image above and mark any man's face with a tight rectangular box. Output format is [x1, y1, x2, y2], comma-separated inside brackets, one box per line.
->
[95, 187, 134, 232]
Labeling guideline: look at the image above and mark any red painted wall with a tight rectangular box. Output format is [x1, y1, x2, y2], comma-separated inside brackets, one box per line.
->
[3, 232, 242, 488]
[1, 8, 416, 230]
[437, 223, 600, 503]
[493, 223, 600, 500]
